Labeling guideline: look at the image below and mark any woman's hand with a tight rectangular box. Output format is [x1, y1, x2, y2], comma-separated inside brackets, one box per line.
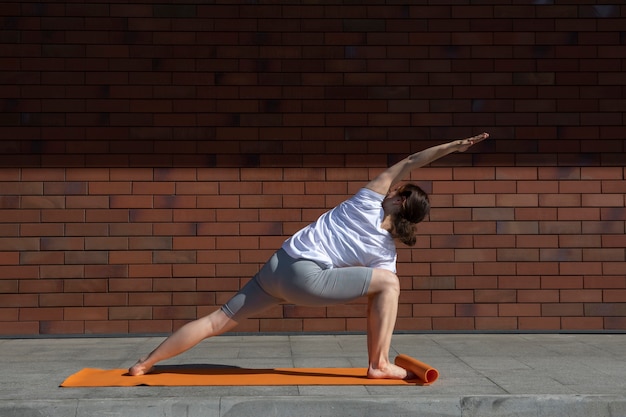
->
[366, 132, 489, 196]
[455, 132, 489, 152]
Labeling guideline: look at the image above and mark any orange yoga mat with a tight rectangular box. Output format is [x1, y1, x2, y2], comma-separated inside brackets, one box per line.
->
[61, 355, 438, 387]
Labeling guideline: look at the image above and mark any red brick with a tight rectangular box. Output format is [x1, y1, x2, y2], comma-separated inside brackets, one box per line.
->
[499, 275, 540, 289]
[455, 276, 497, 290]
[153, 278, 196, 292]
[496, 221, 538, 234]
[413, 249, 452, 263]
[496, 167, 537, 180]
[497, 248, 539, 262]
[85, 321, 129, 334]
[517, 180, 558, 193]
[109, 251, 152, 264]
[21, 196, 65, 209]
[499, 303, 540, 317]
[454, 221, 496, 235]
[65, 251, 108, 265]
[153, 250, 196, 264]
[542, 303, 584, 317]
[108, 223, 152, 236]
[474, 180, 516, 194]
[585, 303, 626, 317]
[129, 237, 172, 250]
[562, 317, 604, 330]
[44, 178, 88, 196]
[431, 290, 473, 304]
[110, 195, 152, 208]
[518, 290, 559, 303]
[518, 317, 560, 331]
[560, 262, 602, 276]
[541, 276, 583, 289]
[399, 290, 430, 305]
[40, 265, 83, 279]
[154, 306, 196, 320]
[585, 276, 625, 289]
[473, 235, 515, 248]
[431, 263, 473, 276]
[560, 181, 601, 194]
[129, 209, 172, 222]
[583, 248, 624, 262]
[499, 193, 540, 207]
[171, 291, 213, 306]
[39, 293, 83, 307]
[109, 278, 152, 292]
[432, 317, 474, 331]
[604, 262, 626, 276]
[64, 307, 108, 321]
[475, 290, 516, 303]
[260, 318, 302, 332]
[539, 194, 580, 207]
[0, 307, 19, 321]
[516, 208, 557, 221]
[540, 248, 582, 262]
[284, 305, 326, 319]
[602, 235, 626, 248]
[456, 304, 497, 317]
[455, 248, 496, 262]
[40, 321, 85, 335]
[129, 264, 171, 278]
[476, 317, 518, 330]
[412, 303, 453, 317]
[0, 321, 39, 335]
[89, 181, 132, 195]
[559, 235, 600, 248]
[583, 221, 624, 235]
[20, 307, 63, 321]
[475, 262, 516, 276]
[453, 194, 496, 207]
[41, 209, 86, 223]
[561, 289, 602, 303]
[86, 209, 129, 223]
[64, 279, 107, 293]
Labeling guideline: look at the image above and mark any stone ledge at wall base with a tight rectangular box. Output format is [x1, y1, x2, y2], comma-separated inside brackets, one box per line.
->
[1, 395, 624, 417]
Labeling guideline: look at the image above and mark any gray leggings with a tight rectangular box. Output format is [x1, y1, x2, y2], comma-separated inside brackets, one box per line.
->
[221, 248, 373, 322]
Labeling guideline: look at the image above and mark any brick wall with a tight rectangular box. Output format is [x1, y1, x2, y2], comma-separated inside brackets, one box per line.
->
[1, 1, 625, 335]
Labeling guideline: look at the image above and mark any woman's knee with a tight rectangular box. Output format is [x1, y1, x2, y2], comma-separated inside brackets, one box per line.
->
[367, 269, 400, 295]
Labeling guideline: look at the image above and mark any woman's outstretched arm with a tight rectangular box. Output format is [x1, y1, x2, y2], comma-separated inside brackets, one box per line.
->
[365, 132, 489, 196]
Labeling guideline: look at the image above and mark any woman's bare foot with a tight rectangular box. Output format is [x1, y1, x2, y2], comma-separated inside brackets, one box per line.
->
[128, 358, 154, 376]
[367, 363, 416, 380]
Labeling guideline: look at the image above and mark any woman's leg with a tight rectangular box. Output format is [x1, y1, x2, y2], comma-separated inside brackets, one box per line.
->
[365, 268, 411, 380]
[129, 271, 283, 376]
[129, 309, 237, 376]
[270, 256, 408, 380]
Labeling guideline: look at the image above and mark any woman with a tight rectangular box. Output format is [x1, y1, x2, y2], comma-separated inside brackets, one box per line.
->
[129, 132, 489, 379]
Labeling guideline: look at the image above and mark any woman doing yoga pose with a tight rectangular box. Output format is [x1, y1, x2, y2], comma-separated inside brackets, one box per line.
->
[129, 132, 489, 379]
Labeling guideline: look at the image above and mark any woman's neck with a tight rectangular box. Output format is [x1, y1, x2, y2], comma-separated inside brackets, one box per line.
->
[380, 214, 393, 233]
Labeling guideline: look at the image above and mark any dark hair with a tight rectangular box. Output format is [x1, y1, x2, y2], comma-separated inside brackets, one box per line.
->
[391, 183, 430, 246]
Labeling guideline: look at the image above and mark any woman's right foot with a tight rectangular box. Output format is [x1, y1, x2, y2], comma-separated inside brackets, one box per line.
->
[367, 363, 415, 380]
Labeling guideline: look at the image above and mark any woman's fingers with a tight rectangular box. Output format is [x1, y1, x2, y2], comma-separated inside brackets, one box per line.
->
[458, 132, 489, 152]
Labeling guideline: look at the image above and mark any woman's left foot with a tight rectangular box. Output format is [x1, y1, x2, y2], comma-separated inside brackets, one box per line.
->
[128, 358, 154, 376]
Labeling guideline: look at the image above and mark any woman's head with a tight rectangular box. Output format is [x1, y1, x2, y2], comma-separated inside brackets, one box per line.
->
[387, 183, 430, 246]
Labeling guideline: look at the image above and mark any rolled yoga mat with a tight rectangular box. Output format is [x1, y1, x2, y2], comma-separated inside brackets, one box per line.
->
[61, 355, 439, 387]
[394, 354, 439, 385]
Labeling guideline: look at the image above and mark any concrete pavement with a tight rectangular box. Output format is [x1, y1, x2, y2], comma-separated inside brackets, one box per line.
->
[1, 333, 625, 416]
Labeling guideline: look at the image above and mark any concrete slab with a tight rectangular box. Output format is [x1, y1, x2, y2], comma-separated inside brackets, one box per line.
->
[1, 333, 625, 416]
